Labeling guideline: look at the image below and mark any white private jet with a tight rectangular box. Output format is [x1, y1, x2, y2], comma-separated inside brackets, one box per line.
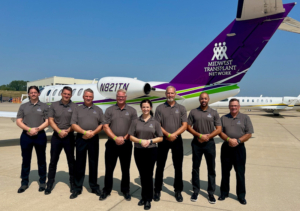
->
[0, 0, 299, 118]
[210, 95, 300, 116]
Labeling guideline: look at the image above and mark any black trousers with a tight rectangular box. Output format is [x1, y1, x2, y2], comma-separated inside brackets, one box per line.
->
[103, 139, 132, 194]
[191, 139, 216, 195]
[47, 132, 75, 185]
[20, 130, 47, 186]
[135, 147, 158, 202]
[74, 134, 99, 192]
[220, 142, 246, 199]
[154, 135, 183, 193]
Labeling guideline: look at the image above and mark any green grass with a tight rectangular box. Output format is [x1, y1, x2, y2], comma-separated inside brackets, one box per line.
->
[0, 90, 27, 98]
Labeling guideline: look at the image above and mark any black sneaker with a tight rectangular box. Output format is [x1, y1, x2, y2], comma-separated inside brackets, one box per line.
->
[238, 198, 247, 205]
[99, 191, 110, 201]
[208, 194, 216, 204]
[153, 192, 160, 202]
[218, 193, 228, 201]
[190, 192, 198, 202]
[175, 191, 183, 202]
[123, 192, 131, 201]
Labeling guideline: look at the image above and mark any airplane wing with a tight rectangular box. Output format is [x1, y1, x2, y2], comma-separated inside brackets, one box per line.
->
[0, 111, 17, 118]
[278, 17, 300, 34]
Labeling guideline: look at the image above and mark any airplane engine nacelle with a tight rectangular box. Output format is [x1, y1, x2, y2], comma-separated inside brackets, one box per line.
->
[97, 77, 151, 100]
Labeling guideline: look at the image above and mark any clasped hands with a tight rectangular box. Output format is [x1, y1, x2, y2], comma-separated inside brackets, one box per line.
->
[58, 128, 71, 139]
[197, 134, 210, 143]
[228, 138, 239, 147]
[83, 130, 96, 140]
[114, 134, 129, 145]
[27, 127, 39, 136]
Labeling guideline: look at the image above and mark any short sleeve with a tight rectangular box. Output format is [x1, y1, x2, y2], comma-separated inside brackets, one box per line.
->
[98, 108, 105, 125]
[154, 106, 162, 124]
[214, 111, 221, 126]
[17, 105, 24, 119]
[128, 119, 137, 136]
[155, 121, 163, 137]
[48, 103, 54, 118]
[187, 110, 194, 126]
[102, 108, 111, 125]
[70, 107, 78, 125]
[220, 116, 225, 132]
[244, 115, 254, 134]
[131, 108, 138, 121]
[43, 104, 49, 119]
[180, 106, 188, 123]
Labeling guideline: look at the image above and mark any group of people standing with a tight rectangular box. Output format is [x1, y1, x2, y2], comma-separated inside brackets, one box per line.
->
[16, 85, 253, 210]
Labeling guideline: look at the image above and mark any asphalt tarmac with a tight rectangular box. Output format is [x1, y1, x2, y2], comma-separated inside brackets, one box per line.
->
[0, 103, 299, 211]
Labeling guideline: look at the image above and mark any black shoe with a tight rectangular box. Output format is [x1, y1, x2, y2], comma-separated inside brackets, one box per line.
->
[138, 199, 145, 206]
[38, 183, 46, 192]
[175, 191, 183, 202]
[218, 194, 228, 201]
[190, 192, 198, 202]
[70, 182, 75, 193]
[208, 194, 216, 204]
[17, 185, 28, 193]
[238, 198, 247, 205]
[144, 201, 151, 210]
[92, 188, 101, 196]
[70, 191, 81, 199]
[123, 192, 131, 201]
[44, 183, 54, 195]
[153, 192, 160, 202]
[99, 191, 110, 201]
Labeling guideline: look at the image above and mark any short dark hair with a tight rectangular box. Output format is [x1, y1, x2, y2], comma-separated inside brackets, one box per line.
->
[28, 86, 40, 94]
[62, 86, 72, 93]
[140, 99, 153, 116]
[199, 92, 209, 98]
[229, 98, 240, 104]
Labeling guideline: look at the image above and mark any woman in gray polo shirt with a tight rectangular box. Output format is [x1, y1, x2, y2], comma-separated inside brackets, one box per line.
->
[128, 99, 163, 210]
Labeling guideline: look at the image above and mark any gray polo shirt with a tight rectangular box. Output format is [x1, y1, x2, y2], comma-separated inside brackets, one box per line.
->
[221, 112, 254, 139]
[17, 100, 49, 128]
[48, 100, 78, 130]
[128, 116, 163, 148]
[70, 104, 104, 131]
[188, 106, 221, 135]
[155, 101, 187, 134]
[102, 104, 137, 137]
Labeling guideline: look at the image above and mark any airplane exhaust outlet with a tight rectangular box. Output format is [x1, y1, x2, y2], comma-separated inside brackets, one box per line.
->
[97, 77, 152, 100]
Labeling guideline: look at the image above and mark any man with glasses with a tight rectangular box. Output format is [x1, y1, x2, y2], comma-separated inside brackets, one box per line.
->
[99, 89, 137, 201]
[218, 98, 253, 205]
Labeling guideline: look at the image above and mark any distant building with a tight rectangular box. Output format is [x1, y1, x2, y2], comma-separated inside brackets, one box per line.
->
[27, 76, 98, 90]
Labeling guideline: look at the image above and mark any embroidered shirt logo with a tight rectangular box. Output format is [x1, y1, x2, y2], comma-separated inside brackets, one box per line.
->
[175, 109, 179, 114]
[149, 124, 153, 128]
[125, 112, 129, 116]
[207, 113, 212, 118]
[237, 120, 241, 125]
[68, 108, 72, 112]
[212, 42, 228, 61]
[37, 108, 42, 112]
[93, 110, 97, 114]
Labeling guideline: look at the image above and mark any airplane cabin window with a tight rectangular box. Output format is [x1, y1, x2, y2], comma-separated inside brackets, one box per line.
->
[247, 99, 249, 102]
[252, 99, 254, 102]
[242, 99, 244, 102]
[72, 89, 77, 96]
[53, 89, 58, 96]
[266, 99, 268, 103]
[47, 90, 51, 96]
[58, 89, 62, 96]
[270, 99, 272, 103]
[78, 88, 83, 96]
[261, 99, 263, 102]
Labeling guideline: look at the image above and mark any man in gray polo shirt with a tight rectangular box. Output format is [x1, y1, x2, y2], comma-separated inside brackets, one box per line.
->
[218, 98, 253, 205]
[154, 86, 187, 202]
[100, 89, 137, 201]
[69, 88, 104, 199]
[187, 92, 221, 204]
[45, 86, 78, 195]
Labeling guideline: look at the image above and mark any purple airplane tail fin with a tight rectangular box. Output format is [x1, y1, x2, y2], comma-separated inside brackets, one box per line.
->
[170, 1, 296, 86]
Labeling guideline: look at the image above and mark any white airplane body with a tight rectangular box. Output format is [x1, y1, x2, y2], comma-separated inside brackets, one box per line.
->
[0, 0, 299, 118]
[210, 95, 300, 115]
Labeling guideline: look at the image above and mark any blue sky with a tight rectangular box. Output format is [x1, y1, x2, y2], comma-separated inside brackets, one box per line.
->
[0, 0, 299, 96]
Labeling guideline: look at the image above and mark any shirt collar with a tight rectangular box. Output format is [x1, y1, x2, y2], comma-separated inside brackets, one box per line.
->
[139, 115, 154, 122]
[59, 100, 72, 107]
[83, 103, 94, 109]
[115, 103, 128, 110]
[30, 100, 41, 106]
[229, 112, 241, 119]
[197, 106, 211, 112]
[164, 101, 178, 108]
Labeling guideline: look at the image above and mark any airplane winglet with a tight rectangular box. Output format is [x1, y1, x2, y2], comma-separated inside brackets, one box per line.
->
[279, 17, 300, 34]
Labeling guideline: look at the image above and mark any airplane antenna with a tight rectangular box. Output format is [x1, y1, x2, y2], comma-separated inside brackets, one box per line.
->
[92, 78, 98, 84]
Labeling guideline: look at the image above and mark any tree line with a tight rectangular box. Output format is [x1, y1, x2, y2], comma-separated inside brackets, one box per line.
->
[0, 80, 29, 91]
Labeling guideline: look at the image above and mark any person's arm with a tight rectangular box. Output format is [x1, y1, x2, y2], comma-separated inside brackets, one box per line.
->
[207, 125, 222, 139]
[37, 119, 49, 131]
[239, 133, 252, 143]
[92, 124, 103, 136]
[72, 124, 85, 134]
[16, 118, 30, 131]
[151, 136, 163, 144]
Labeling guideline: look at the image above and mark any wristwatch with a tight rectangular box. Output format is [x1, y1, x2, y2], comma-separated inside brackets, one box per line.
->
[150, 139, 153, 145]
[237, 139, 241, 144]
